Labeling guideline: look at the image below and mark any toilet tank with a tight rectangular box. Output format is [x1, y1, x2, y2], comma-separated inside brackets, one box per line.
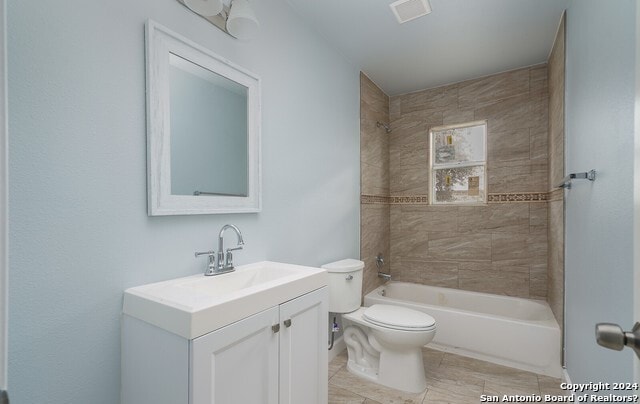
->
[322, 259, 364, 313]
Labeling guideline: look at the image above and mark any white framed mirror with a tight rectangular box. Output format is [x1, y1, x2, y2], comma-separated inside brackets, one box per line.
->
[146, 20, 261, 215]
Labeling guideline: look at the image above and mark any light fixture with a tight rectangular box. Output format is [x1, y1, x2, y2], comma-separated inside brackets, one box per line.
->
[177, 0, 260, 41]
[226, 0, 260, 41]
[183, 0, 223, 17]
[389, 0, 432, 24]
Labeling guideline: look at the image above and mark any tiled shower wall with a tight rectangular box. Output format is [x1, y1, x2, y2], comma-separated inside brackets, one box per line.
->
[547, 14, 566, 327]
[386, 65, 550, 299]
[360, 73, 389, 295]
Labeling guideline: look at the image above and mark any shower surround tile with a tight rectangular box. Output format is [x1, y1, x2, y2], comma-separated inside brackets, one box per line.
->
[547, 14, 565, 331]
[458, 68, 530, 109]
[360, 73, 390, 295]
[361, 203, 390, 295]
[400, 84, 458, 115]
[428, 233, 492, 261]
[487, 128, 531, 162]
[388, 65, 550, 299]
[393, 258, 459, 288]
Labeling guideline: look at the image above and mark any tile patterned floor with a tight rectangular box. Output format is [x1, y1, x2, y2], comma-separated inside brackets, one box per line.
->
[328, 348, 566, 404]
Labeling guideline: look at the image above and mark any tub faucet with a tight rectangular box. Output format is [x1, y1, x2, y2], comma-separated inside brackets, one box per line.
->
[217, 224, 244, 271]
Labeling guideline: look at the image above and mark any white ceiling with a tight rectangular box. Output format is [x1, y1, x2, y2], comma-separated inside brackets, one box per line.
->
[285, 0, 568, 95]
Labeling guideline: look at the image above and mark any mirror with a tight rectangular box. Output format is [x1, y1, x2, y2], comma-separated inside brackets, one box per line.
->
[146, 20, 261, 215]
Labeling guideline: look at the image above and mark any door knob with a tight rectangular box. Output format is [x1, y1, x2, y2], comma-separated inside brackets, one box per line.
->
[595, 322, 640, 358]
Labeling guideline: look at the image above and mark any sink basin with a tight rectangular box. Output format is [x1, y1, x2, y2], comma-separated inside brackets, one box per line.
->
[178, 264, 304, 296]
[123, 261, 327, 339]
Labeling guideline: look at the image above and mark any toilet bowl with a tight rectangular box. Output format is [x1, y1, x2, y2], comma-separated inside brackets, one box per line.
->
[323, 259, 437, 393]
[342, 305, 436, 393]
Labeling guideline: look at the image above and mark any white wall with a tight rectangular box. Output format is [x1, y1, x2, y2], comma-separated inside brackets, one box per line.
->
[0, 0, 7, 392]
[7, 0, 359, 403]
[564, 0, 637, 383]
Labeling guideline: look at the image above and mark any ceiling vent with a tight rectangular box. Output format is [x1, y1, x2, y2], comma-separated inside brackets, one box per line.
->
[389, 0, 432, 24]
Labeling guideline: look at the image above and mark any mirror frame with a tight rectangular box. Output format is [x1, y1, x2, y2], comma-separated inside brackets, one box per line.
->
[146, 20, 261, 215]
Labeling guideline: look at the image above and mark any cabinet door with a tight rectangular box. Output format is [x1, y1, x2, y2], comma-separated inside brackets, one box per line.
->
[279, 287, 328, 404]
[190, 306, 279, 404]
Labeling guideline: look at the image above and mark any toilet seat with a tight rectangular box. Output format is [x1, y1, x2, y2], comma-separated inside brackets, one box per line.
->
[363, 304, 436, 332]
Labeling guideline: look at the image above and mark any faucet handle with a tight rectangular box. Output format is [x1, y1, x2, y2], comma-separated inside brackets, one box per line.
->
[224, 246, 243, 269]
[195, 250, 216, 258]
[195, 251, 218, 276]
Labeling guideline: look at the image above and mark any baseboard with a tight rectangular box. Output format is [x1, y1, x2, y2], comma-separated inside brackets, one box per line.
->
[328, 336, 346, 362]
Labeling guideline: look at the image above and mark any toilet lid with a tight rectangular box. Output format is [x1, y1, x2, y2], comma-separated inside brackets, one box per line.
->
[363, 304, 436, 331]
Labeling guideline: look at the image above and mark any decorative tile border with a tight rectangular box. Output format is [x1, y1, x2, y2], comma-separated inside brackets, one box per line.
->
[362, 192, 554, 205]
[487, 192, 549, 203]
[390, 195, 429, 205]
[360, 195, 390, 204]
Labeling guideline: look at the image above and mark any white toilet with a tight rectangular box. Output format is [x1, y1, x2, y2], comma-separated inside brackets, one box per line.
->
[322, 259, 436, 393]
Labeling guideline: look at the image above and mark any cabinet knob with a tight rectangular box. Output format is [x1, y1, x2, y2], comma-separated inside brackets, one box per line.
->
[272, 324, 280, 333]
[284, 319, 292, 328]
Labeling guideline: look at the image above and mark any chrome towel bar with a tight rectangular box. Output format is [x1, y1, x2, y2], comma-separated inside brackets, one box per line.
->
[557, 169, 596, 189]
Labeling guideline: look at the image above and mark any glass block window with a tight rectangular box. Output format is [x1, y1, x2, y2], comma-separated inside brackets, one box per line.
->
[430, 121, 487, 204]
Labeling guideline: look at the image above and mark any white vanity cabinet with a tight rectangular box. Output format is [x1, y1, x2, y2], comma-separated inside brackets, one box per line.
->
[122, 286, 328, 404]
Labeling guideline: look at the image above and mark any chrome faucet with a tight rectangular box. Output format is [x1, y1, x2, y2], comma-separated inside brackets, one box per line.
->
[194, 250, 217, 276]
[217, 224, 244, 271]
[194, 224, 244, 276]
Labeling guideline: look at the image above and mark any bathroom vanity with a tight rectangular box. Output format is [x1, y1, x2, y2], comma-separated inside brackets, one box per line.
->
[121, 261, 328, 404]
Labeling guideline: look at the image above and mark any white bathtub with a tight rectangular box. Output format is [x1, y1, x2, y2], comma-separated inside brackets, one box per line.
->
[364, 282, 562, 377]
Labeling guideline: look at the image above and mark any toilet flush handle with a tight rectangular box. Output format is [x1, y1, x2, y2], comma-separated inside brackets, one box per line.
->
[345, 274, 353, 281]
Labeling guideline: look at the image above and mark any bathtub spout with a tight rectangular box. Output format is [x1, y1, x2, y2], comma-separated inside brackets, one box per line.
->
[378, 272, 391, 281]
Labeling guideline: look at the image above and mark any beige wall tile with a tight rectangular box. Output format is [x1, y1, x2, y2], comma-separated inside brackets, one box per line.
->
[389, 96, 401, 122]
[443, 108, 475, 125]
[547, 14, 565, 330]
[457, 204, 530, 234]
[529, 203, 548, 234]
[400, 205, 459, 233]
[459, 68, 530, 109]
[390, 229, 429, 261]
[459, 268, 529, 297]
[400, 84, 458, 115]
[360, 73, 388, 115]
[361, 204, 389, 295]
[530, 263, 548, 299]
[492, 233, 547, 262]
[548, 200, 564, 327]
[458, 261, 493, 271]
[360, 72, 390, 300]
[530, 64, 549, 98]
[530, 126, 549, 160]
[390, 257, 425, 284]
[394, 259, 459, 288]
[381, 64, 555, 300]
[361, 161, 389, 195]
[488, 128, 531, 162]
[428, 233, 492, 261]
[389, 167, 430, 195]
[488, 158, 548, 193]
[474, 94, 534, 133]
